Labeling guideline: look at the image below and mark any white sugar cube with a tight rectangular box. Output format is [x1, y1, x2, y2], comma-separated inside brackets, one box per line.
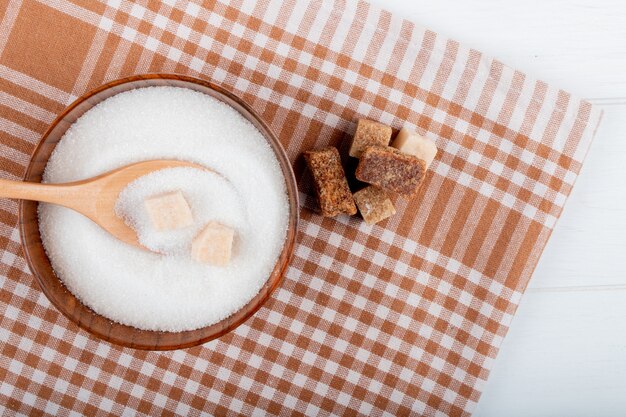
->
[391, 127, 438, 169]
[144, 190, 193, 231]
[191, 221, 235, 266]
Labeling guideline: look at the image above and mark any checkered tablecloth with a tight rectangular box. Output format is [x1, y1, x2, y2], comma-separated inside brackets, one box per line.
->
[0, 0, 602, 415]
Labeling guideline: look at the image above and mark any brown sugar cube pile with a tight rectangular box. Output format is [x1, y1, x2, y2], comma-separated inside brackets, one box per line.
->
[355, 146, 426, 197]
[303, 147, 357, 217]
[304, 121, 438, 223]
[353, 186, 396, 225]
[349, 119, 392, 158]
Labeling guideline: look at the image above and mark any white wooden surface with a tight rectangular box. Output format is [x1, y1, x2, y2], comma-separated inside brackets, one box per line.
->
[367, 0, 626, 415]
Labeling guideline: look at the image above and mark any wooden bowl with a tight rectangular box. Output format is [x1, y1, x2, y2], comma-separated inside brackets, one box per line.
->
[19, 74, 299, 350]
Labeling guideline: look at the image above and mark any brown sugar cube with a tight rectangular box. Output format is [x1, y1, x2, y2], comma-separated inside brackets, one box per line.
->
[391, 127, 438, 169]
[355, 146, 426, 197]
[349, 119, 393, 158]
[353, 186, 396, 225]
[303, 147, 357, 217]
[191, 221, 234, 266]
[144, 190, 193, 231]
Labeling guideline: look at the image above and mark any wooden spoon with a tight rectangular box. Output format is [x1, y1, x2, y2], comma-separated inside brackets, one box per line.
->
[0, 160, 205, 248]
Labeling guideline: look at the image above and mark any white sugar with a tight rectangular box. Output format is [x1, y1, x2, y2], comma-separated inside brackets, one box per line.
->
[115, 167, 247, 255]
[39, 86, 289, 332]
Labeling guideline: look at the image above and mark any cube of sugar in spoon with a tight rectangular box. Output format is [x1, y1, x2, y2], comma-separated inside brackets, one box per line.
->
[349, 119, 392, 158]
[391, 127, 438, 169]
[191, 222, 234, 266]
[144, 190, 193, 231]
[353, 186, 396, 225]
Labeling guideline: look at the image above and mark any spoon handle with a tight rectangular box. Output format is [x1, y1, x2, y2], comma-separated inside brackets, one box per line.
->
[0, 178, 79, 206]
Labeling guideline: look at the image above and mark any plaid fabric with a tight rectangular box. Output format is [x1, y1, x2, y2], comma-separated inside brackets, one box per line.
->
[0, 0, 602, 416]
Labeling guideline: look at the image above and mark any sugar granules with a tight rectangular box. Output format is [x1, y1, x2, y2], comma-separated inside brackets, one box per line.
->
[39, 86, 289, 332]
[115, 167, 246, 255]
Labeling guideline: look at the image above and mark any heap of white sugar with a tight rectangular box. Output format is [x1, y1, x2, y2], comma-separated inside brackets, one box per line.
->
[39, 86, 289, 332]
[115, 167, 246, 255]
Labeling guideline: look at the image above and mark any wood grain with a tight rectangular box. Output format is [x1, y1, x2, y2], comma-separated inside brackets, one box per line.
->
[475, 287, 626, 417]
[19, 74, 300, 350]
[376, 0, 626, 99]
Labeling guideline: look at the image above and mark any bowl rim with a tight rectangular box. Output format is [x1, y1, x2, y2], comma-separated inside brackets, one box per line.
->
[19, 73, 299, 350]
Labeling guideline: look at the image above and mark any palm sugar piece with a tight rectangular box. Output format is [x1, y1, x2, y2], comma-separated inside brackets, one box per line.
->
[303, 147, 357, 217]
[353, 186, 396, 225]
[391, 127, 438, 169]
[349, 119, 393, 158]
[355, 146, 426, 197]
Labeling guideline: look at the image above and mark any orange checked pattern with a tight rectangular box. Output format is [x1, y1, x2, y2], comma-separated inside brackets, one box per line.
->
[0, 0, 602, 416]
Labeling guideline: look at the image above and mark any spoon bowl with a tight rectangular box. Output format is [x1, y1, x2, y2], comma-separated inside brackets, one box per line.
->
[1, 160, 207, 248]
